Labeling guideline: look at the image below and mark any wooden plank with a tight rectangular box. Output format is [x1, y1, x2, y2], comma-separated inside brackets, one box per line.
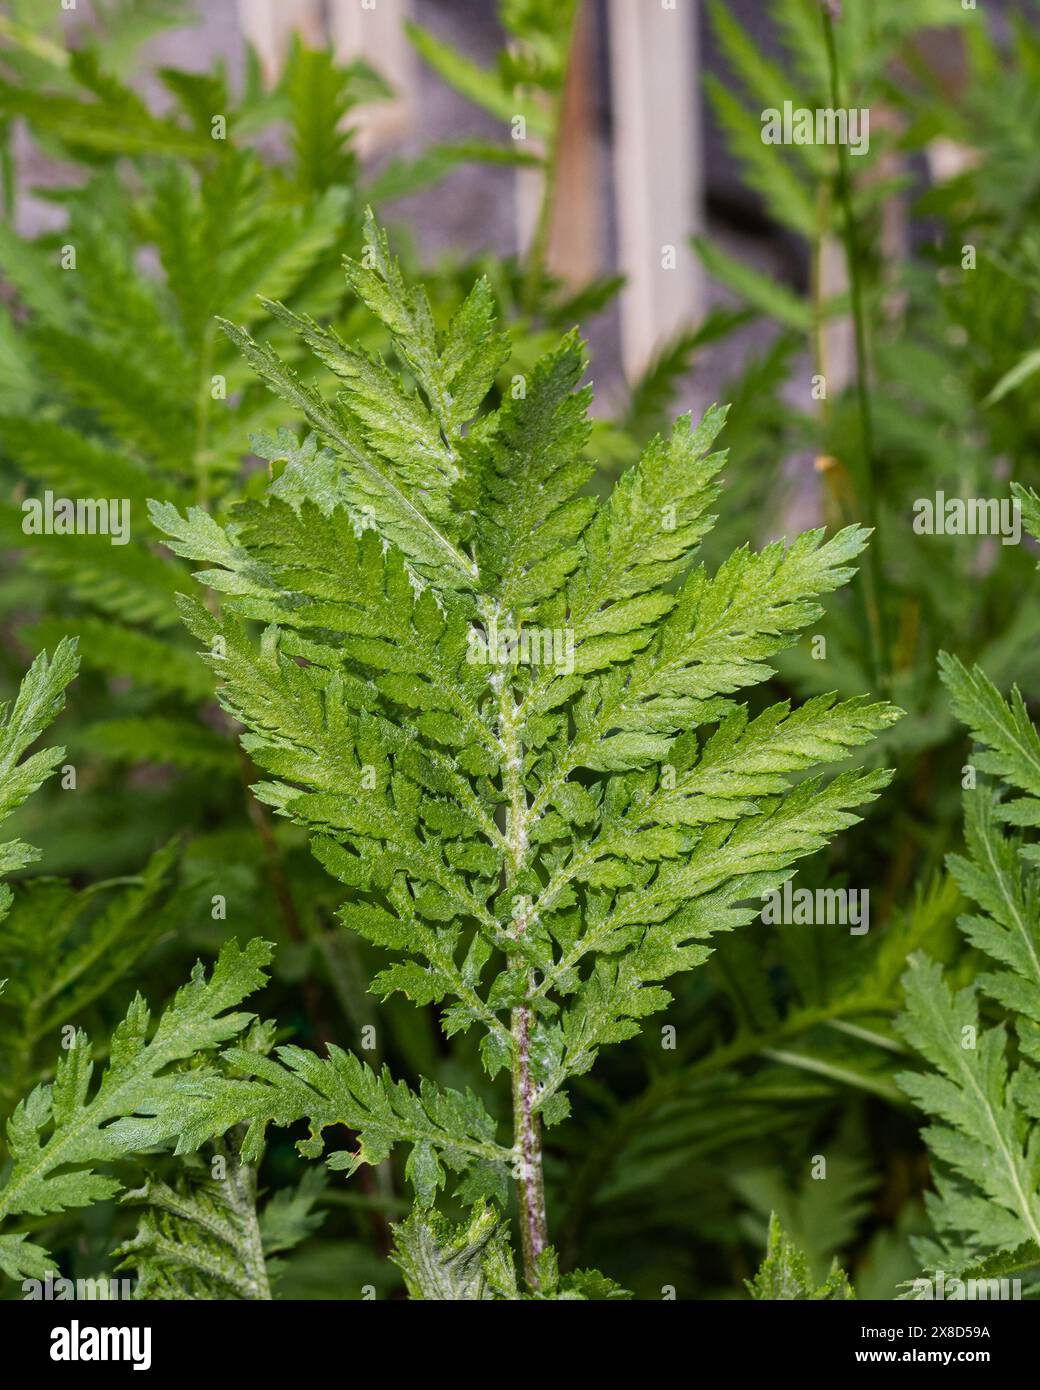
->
[328, 0, 416, 154]
[236, 0, 324, 85]
[607, 0, 702, 381]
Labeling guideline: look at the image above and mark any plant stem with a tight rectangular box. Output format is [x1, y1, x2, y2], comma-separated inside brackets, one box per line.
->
[0, 120, 14, 227]
[511, 992, 548, 1281]
[308, 909, 381, 1057]
[520, 134, 559, 315]
[0, 16, 70, 69]
[218, 1136, 272, 1301]
[194, 321, 217, 511]
[820, 8, 887, 689]
[811, 184, 832, 433]
[493, 606, 549, 1288]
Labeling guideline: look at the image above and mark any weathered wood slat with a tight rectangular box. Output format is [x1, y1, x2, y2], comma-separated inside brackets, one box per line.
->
[328, 0, 416, 153]
[235, 0, 324, 84]
[607, 0, 703, 380]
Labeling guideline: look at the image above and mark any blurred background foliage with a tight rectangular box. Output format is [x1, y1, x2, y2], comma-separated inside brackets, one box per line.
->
[0, 0, 1037, 1298]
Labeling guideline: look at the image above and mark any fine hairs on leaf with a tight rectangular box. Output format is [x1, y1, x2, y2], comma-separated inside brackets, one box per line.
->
[149, 214, 899, 1297]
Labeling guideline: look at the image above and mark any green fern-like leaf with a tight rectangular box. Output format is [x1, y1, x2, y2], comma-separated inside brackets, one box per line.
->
[150, 218, 899, 1292]
[116, 1140, 325, 1300]
[141, 1044, 511, 1208]
[390, 1200, 513, 1300]
[896, 660, 1040, 1278]
[0, 937, 272, 1283]
[0, 637, 78, 884]
[746, 1212, 856, 1300]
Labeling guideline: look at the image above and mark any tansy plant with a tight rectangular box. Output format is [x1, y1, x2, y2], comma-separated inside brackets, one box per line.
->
[146, 215, 900, 1297]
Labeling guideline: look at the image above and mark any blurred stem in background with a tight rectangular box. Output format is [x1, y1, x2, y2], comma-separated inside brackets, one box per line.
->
[520, 0, 584, 313]
[821, 4, 887, 690]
